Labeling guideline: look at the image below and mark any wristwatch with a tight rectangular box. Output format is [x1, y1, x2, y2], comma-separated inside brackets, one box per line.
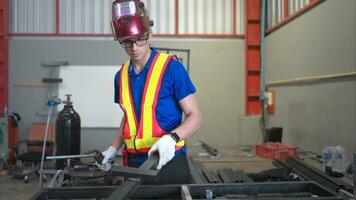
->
[169, 132, 180, 143]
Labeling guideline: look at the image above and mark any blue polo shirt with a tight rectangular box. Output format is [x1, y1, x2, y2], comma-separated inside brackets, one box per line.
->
[114, 48, 196, 164]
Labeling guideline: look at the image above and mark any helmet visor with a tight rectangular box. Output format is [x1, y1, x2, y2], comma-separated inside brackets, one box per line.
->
[113, 1, 137, 20]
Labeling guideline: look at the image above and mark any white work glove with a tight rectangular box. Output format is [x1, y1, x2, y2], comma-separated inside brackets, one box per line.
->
[96, 146, 117, 171]
[102, 146, 117, 165]
[95, 162, 112, 171]
[148, 135, 176, 170]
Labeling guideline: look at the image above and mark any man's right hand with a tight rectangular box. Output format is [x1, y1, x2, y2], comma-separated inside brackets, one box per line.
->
[101, 146, 117, 165]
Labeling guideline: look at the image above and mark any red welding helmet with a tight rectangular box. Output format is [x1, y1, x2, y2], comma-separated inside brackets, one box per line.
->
[111, 0, 152, 41]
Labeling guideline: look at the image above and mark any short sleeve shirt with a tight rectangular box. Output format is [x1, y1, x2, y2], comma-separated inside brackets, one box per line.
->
[114, 48, 196, 132]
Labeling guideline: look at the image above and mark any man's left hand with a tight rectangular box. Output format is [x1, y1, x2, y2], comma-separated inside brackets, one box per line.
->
[148, 134, 176, 170]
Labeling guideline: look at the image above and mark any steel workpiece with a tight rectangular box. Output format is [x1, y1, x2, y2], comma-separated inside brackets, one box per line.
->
[31, 181, 342, 200]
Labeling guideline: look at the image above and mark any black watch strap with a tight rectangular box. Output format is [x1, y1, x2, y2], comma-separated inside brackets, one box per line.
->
[169, 132, 180, 143]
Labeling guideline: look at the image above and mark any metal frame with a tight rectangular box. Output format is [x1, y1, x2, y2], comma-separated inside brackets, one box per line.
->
[36, 154, 159, 199]
[31, 155, 351, 199]
[107, 154, 159, 199]
[31, 181, 342, 200]
[285, 157, 354, 194]
[107, 179, 141, 200]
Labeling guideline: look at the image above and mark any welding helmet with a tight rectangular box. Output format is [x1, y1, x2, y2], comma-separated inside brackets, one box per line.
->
[111, 0, 152, 41]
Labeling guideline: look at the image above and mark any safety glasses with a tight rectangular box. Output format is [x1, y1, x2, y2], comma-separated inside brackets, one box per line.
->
[119, 34, 149, 48]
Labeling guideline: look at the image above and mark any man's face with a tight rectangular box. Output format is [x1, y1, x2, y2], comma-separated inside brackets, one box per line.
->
[120, 34, 151, 62]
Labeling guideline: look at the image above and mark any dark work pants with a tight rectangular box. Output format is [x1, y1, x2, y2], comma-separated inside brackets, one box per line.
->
[127, 153, 191, 184]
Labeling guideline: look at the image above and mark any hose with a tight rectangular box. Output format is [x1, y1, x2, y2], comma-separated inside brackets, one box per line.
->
[39, 106, 54, 187]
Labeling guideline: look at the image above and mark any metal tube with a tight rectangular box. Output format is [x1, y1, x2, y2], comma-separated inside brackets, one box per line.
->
[48, 170, 64, 187]
[39, 106, 53, 187]
[260, 0, 267, 140]
[268, 71, 356, 86]
[200, 141, 218, 157]
[46, 153, 96, 160]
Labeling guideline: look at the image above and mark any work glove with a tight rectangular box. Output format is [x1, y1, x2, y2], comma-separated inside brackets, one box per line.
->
[102, 146, 117, 165]
[95, 146, 117, 171]
[148, 134, 176, 170]
[95, 161, 112, 171]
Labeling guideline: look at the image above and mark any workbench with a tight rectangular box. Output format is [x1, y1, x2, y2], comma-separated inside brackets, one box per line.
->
[29, 144, 354, 199]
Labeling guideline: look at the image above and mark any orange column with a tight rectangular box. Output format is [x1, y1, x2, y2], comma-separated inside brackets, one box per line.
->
[245, 0, 261, 115]
[0, 0, 10, 162]
[0, 0, 8, 113]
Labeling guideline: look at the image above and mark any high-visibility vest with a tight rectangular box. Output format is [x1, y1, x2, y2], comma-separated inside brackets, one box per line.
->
[119, 52, 185, 153]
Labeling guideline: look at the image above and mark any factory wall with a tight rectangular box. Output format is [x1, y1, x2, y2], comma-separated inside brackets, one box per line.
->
[266, 0, 356, 159]
[9, 37, 245, 152]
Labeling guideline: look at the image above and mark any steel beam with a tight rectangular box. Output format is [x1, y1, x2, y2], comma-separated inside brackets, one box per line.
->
[31, 186, 117, 199]
[31, 181, 342, 200]
[234, 169, 253, 183]
[139, 154, 158, 170]
[187, 156, 206, 184]
[30, 188, 47, 200]
[202, 169, 219, 183]
[111, 165, 158, 180]
[200, 141, 219, 156]
[217, 169, 231, 183]
[273, 159, 289, 168]
[181, 185, 193, 200]
[133, 181, 341, 199]
[107, 154, 159, 199]
[285, 157, 353, 193]
[107, 179, 141, 200]
[111, 154, 159, 181]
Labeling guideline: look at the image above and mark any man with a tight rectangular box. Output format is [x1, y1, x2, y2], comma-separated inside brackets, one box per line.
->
[100, 0, 202, 184]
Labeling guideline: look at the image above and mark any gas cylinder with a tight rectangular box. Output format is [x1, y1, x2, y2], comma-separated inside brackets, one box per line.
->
[55, 94, 81, 169]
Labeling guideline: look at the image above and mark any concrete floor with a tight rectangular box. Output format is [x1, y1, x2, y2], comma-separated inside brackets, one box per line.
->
[0, 172, 41, 200]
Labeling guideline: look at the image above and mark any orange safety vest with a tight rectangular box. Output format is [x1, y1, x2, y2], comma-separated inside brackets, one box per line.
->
[119, 52, 185, 153]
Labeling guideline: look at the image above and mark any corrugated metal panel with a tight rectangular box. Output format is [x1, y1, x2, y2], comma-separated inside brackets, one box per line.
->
[10, 0, 244, 36]
[236, 0, 245, 34]
[143, 0, 175, 34]
[59, 0, 111, 34]
[290, 0, 310, 15]
[9, 0, 55, 33]
[178, 0, 240, 35]
[268, 0, 311, 28]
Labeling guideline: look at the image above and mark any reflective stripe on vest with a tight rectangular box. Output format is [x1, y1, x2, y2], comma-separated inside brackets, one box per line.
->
[119, 52, 185, 153]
